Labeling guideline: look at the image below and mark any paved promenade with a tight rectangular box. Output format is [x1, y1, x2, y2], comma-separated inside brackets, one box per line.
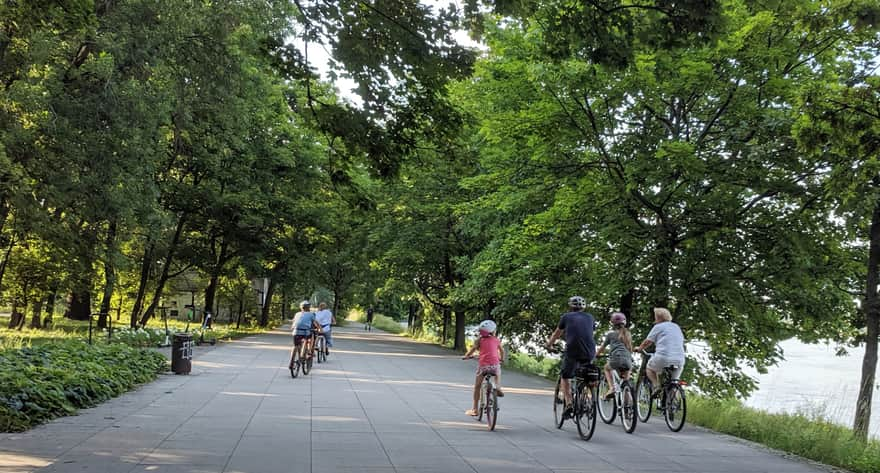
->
[1, 326, 834, 473]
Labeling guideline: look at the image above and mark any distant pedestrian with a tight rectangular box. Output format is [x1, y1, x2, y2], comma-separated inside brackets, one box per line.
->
[365, 306, 374, 331]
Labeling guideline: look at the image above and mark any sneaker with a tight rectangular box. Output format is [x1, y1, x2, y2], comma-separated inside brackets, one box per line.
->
[562, 404, 573, 419]
[652, 387, 662, 398]
[496, 388, 505, 397]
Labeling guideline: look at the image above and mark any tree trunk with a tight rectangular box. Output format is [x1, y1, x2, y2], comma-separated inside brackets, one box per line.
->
[854, 198, 880, 440]
[130, 240, 154, 328]
[0, 232, 15, 294]
[97, 220, 117, 329]
[332, 290, 341, 324]
[139, 214, 186, 326]
[43, 285, 58, 328]
[67, 288, 92, 321]
[203, 241, 228, 317]
[453, 310, 466, 351]
[408, 303, 415, 333]
[259, 278, 276, 327]
[650, 221, 674, 308]
[441, 308, 450, 344]
[29, 299, 42, 329]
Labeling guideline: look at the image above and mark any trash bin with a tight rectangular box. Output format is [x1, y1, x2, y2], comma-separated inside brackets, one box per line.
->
[171, 333, 193, 375]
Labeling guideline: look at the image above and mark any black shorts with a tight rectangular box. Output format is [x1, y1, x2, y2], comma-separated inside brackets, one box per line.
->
[560, 354, 593, 379]
[294, 334, 311, 345]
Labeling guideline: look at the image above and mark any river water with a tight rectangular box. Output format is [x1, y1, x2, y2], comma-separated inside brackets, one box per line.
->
[739, 339, 880, 439]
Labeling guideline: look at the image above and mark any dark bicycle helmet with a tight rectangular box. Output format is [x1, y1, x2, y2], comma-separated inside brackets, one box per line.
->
[568, 295, 586, 310]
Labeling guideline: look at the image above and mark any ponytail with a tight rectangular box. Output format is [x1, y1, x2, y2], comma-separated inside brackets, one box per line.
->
[616, 324, 633, 352]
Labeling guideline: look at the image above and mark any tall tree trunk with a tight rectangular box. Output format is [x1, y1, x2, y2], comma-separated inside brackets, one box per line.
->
[854, 199, 880, 440]
[97, 220, 117, 329]
[43, 283, 58, 327]
[408, 303, 415, 332]
[139, 214, 186, 326]
[203, 240, 228, 317]
[130, 240, 154, 328]
[259, 278, 276, 327]
[0, 233, 15, 294]
[441, 308, 450, 344]
[29, 299, 42, 329]
[453, 309, 466, 351]
[650, 221, 674, 308]
[67, 287, 92, 321]
[332, 290, 341, 323]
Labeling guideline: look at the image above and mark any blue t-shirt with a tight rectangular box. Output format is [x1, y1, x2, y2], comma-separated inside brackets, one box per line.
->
[558, 311, 596, 361]
[293, 311, 317, 336]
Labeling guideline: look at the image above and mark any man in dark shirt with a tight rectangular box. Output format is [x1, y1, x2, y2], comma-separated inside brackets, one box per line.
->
[546, 295, 596, 410]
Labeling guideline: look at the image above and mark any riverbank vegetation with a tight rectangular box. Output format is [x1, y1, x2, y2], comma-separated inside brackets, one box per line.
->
[688, 397, 880, 473]
[2, 0, 880, 442]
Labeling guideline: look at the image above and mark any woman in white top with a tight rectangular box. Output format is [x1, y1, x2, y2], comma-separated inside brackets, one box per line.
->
[635, 307, 685, 396]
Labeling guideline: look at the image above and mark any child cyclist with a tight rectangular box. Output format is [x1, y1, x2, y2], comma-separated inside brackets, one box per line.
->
[462, 320, 505, 416]
[596, 311, 633, 399]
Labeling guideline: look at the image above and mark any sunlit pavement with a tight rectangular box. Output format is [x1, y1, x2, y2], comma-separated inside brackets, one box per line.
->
[0, 326, 834, 473]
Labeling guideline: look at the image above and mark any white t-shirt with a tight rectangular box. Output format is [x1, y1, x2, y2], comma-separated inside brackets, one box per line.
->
[646, 321, 685, 360]
[315, 309, 333, 327]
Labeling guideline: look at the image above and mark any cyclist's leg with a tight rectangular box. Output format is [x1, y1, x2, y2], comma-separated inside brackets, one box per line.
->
[324, 328, 332, 349]
[603, 362, 614, 397]
[645, 355, 663, 395]
[559, 356, 577, 406]
[494, 367, 503, 396]
[467, 371, 481, 415]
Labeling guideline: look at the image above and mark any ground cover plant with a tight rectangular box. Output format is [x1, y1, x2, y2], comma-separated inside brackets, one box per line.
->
[346, 310, 404, 334]
[0, 340, 167, 432]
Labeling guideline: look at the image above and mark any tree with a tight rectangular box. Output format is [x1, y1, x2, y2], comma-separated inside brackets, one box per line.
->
[452, 0, 869, 394]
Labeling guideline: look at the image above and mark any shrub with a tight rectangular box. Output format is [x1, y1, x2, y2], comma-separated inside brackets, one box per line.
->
[0, 340, 167, 432]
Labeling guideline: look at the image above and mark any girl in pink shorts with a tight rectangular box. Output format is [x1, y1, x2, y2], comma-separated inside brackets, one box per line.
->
[462, 320, 505, 416]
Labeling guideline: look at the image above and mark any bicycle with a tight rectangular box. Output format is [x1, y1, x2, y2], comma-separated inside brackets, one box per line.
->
[315, 332, 327, 363]
[597, 359, 637, 433]
[289, 334, 314, 378]
[463, 356, 501, 431]
[553, 356, 599, 441]
[634, 352, 687, 432]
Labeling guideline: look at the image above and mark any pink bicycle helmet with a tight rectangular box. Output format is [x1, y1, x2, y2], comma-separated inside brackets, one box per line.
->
[610, 312, 626, 325]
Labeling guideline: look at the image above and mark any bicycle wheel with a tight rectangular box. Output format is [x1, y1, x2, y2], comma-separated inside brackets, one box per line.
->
[553, 378, 565, 429]
[301, 344, 312, 375]
[575, 382, 597, 441]
[486, 385, 498, 431]
[636, 378, 653, 422]
[597, 376, 616, 424]
[620, 381, 637, 434]
[316, 337, 326, 363]
[289, 345, 300, 378]
[664, 383, 687, 432]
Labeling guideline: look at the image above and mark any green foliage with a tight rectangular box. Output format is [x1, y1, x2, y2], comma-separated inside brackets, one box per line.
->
[688, 397, 880, 473]
[346, 309, 404, 334]
[0, 341, 167, 432]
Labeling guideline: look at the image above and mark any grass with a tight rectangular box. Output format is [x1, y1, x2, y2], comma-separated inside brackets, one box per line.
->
[345, 309, 404, 334]
[0, 314, 264, 349]
[687, 396, 880, 473]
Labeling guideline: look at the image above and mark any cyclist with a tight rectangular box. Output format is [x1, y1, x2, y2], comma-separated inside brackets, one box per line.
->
[635, 307, 685, 397]
[291, 301, 320, 362]
[315, 302, 336, 353]
[545, 295, 596, 414]
[596, 311, 633, 400]
[462, 319, 505, 416]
